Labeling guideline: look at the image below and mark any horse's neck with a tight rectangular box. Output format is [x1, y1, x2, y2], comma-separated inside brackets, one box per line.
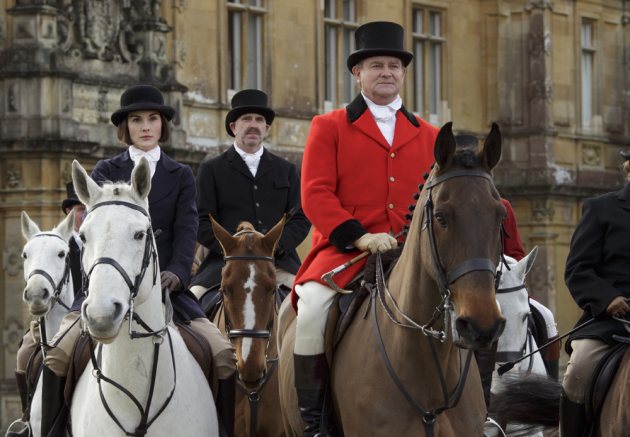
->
[98, 286, 171, 393]
[44, 280, 74, 335]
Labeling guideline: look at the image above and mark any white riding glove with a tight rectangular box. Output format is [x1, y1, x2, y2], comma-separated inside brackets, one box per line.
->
[354, 233, 398, 254]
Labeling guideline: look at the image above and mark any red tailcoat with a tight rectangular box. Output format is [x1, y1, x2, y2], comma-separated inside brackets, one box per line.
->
[292, 96, 438, 309]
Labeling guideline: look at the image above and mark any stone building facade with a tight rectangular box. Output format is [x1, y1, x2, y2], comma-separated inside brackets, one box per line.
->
[0, 0, 629, 428]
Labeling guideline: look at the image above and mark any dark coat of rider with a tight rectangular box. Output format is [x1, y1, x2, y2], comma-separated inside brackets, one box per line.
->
[565, 182, 630, 354]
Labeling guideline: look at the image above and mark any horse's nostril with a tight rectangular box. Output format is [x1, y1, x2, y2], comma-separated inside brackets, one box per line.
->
[41, 288, 50, 300]
[112, 302, 123, 320]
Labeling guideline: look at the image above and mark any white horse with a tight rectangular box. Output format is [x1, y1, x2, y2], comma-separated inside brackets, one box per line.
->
[486, 247, 549, 437]
[21, 210, 75, 339]
[8, 212, 76, 437]
[69, 158, 217, 437]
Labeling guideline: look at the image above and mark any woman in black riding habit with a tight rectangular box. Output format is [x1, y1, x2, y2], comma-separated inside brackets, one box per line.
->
[33, 85, 237, 437]
[562, 151, 630, 436]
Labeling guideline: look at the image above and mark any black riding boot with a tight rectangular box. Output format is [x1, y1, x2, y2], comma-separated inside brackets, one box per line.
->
[40, 366, 67, 437]
[216, 374, 236, 437]
[15, 371, 28, 413]
[294, 353, 332, 437]
[475, 341, 498, 408]
[560, 390, 586, 437]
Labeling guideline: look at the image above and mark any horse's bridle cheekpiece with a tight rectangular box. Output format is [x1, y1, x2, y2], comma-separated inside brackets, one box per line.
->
[81, 199, 175, 437]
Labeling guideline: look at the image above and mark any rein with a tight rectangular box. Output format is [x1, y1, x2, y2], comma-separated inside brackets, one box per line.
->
[28, 232, 73, 356]
[82, 199, 173, 437]
[221, 247, 278, 437]
[369, 168, 501, 436]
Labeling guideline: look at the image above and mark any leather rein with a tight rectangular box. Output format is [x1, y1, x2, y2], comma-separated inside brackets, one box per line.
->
[81, 200, 175, 437]
[221, 231, 278, 437]
[27, 232, 73, 356]
[369, 168, 502, 437]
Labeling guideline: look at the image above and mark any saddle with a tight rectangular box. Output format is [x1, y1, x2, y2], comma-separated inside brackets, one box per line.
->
[584, 340, 628, 436]
[324, 248, 403, 360]
[64, 323, 214, 404]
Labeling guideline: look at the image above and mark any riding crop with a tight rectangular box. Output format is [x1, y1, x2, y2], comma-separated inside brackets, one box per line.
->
[497, 317, 596, 376]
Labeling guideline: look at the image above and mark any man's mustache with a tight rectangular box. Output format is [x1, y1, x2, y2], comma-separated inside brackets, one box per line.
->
[245, 128, 261, 135]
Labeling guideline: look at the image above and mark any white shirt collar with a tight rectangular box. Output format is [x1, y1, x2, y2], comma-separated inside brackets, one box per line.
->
[128, 145, 161, 177]
[234, 143, 264, 177]
[362, 92, 402, 116]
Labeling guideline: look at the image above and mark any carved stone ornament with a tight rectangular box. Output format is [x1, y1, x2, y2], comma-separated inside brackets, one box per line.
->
[3, 318, 24, 354]
[532, 200, 555, 222]
[3, 245, 22, 277]
[581, 143, 602, 167]
[6, 166, 22, 189]
[55, 0, 166, 63]
[525, 0, 554, 12]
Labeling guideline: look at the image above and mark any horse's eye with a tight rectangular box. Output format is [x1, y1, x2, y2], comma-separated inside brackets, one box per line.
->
[79, 233, 86, 243]
[57, 251, 65, 258]
[134, 231, 145, 241]
[22, 252, 27, 260]
[435, 213, 448, 228]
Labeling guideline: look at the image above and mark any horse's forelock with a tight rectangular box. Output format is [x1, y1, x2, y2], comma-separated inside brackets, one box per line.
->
[236, 222, 256, 233]
[451, 148, 481, 169]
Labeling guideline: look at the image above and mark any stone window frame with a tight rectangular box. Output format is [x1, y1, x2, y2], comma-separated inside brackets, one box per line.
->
[580, 17, 597, 132]
[411, 5, 446, 125]
[322, 0, 360, 112]
[227, 0, 267, 94]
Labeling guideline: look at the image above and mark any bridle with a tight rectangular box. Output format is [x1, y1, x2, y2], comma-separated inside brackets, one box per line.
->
[495, 268, 535, 371]
[81, 199, 175, 437]
[369, 167, 503, 437]
[220, 229, 278, 437]
[25, 232, 72, 355]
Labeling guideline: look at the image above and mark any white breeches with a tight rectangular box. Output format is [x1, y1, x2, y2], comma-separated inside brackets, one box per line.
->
[294, 281, 337, 355]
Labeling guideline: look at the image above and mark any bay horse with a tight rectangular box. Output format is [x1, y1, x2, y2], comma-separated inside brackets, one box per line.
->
[278, 122, 507, 436]
[5, 212, 76, 436]
[69, 158, 218, 437]
[209, 217, 286, 437]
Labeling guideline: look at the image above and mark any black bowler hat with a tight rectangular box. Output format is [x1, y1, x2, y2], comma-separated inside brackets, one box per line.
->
[61, 182, 82, 212]
[110, 85, 175, 127]
[620, 150, 630, 161]
[225, 89, 275, 137]
[346, 21, 413, 72]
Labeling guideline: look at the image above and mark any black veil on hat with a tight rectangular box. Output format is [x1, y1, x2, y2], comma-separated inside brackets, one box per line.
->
[225, 89, 275, 137]
[110, 85, 175, 127]
[346, 21, 413, 72]
[61, 182, 82, 212]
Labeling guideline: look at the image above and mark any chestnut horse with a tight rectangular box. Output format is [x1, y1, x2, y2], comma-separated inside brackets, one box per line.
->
[210, 217, 286, 437]
[278, 122, 507, 436]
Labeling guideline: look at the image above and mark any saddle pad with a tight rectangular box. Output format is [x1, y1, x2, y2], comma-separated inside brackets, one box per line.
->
[64, 325, 214, 403]
[585, 342, 627, 436]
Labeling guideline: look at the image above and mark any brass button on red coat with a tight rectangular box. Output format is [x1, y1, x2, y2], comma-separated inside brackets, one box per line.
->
[389, 176, 395, 182]
[390, 152, 395, 158]
[388, 203, 394, 209]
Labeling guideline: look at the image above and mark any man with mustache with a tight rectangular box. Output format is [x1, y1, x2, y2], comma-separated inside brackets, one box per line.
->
[192, 89, 310, 302]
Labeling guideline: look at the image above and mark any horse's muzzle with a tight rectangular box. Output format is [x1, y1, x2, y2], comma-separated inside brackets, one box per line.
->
[454, 316, 506, 350]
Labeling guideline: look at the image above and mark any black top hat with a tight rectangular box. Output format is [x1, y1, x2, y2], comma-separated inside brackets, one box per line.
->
[110, 85, 176, 127]
[620, 150, 630, 161]
[61, 182, 82, 212]
[346, 21, 413, 72]
[225, 89, 275, 137]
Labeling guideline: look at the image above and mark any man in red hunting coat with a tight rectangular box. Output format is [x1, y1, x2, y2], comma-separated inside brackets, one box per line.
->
[291, 21, 524, 436]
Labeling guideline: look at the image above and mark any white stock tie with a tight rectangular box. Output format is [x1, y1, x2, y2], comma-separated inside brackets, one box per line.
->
[243, 153, 259, 177]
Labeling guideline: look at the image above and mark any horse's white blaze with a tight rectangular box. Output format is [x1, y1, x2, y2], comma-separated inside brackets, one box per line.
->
[241, 263, 257, 361]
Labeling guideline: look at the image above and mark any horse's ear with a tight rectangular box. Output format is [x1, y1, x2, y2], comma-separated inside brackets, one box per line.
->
[210, 215, 237, 255]
[434, 122, 456, 168]
[523, 246, 538, 275]
[54, 210, 75, 242]
[21, 211, 41, 240]
[131, 157, 152, 200]
[482, 123, 502, 170]
[72, 160, 101, 206]
[262, 215, 286, 256]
